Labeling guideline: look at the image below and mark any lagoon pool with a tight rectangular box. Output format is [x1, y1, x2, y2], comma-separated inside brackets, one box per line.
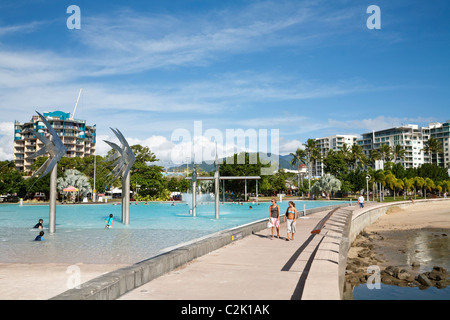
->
[0, 200, 345, 264]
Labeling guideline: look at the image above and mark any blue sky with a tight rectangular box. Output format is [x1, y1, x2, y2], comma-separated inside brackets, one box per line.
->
[1, 0, 449, 165]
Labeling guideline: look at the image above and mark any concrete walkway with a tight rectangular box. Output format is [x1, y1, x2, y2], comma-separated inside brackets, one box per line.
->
[119, 205, 361, 300]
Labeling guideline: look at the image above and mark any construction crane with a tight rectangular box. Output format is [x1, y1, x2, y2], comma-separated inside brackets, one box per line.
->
[71, 88, 83, 119]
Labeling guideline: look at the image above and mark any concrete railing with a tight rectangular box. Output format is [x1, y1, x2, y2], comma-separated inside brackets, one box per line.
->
[301, 206, 353, 300]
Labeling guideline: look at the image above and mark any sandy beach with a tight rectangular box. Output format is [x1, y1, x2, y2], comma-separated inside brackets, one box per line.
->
[364, 200, 450, 232]
[345, 200, 450, 299]
[348, 200, 450, 266]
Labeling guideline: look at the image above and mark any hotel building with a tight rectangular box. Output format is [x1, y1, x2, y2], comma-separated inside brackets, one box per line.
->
[357, 121, 450, 169]
[313, 134, 358, 176]
[13, 111, 96, 173]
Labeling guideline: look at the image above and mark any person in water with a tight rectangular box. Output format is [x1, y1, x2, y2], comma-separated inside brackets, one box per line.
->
[105, 214, 114, 228]
[34, 231, 44, 241]
[268, 199, 280, 240]
[33, 219, 44, 229]
[284, 201, 297, 241]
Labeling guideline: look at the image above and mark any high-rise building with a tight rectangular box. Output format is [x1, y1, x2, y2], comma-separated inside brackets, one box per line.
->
[13, 111, 96, 173]
[427, 121, 450, 168]
[314, 134, 358, 176]
[357, 121, 450, 169]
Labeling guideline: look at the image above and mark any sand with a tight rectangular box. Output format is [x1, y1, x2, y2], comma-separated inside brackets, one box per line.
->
[364, 201, 450, 232]
[347, 200, 450, 272]
[0, 263, 128, 300]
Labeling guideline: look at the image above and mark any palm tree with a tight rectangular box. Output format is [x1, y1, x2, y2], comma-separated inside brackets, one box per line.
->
[374, 169, 386, 201]
[422, 137, 443, 166]
[310, 173, 341, 200]
[378, 144, 393, 162]
[414, 176, 425, 199]
[423, 178, 435, 199]
[57, 169, 92, 201]
[392, 144, 407, 164]
[289, 148, 307, 197]
[402, 177, 414, 200]
[348, 144, 367, 170]
[303, 139, 321, 198]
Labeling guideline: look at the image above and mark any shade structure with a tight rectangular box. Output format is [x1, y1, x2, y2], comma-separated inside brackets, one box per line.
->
[63, 186, 79, 192]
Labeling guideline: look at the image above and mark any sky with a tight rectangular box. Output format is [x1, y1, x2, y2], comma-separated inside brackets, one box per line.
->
[1, 0, 449, 166]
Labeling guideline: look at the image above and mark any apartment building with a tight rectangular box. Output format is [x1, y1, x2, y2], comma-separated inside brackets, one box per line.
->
[427, 121, 450, 168]
[313, 134, 358, 176]
[14, 111, 96, 173]
[357, 121, 450, 169]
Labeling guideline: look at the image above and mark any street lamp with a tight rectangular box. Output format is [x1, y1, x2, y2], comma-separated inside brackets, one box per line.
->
[366, 175, 371, 202]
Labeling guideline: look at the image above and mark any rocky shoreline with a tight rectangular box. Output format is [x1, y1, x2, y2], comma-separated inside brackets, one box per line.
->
[345, 230, 450, 291]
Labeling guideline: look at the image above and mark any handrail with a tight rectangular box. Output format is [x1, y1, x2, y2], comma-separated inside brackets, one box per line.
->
[311, 207, 340, 234]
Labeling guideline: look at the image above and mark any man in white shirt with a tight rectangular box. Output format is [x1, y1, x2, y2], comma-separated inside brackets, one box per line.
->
[358, 194, 365, 208]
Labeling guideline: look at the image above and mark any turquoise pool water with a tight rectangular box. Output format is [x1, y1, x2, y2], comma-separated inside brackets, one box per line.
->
[0, 200, 345, 264]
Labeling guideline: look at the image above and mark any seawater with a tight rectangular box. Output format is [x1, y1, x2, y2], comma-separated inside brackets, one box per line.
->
[0, 200, 344, 264]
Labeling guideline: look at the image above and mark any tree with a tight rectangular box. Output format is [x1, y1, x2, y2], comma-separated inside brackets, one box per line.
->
[414, 176, 425, 199]
[423, 178, 435, 199]
[0, 160, 25, 196]
[392, 144, 407, 164]
[348, 144, 367, 170]
[374, 170, 386, 201]
[378, 144, 393, 162]
[130, 144, 168, 200]
[303, 139, 321, 198]
[422, 137, 443, 166]
[289, 147, 307, 196]
[57, 169, 92, 201]
[322, 150, 348, 178]
[310, 174, 341, 200]
[402, 177, 415, 199]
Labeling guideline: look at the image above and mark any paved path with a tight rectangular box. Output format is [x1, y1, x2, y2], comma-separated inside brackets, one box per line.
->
[119, 207, 343, 300]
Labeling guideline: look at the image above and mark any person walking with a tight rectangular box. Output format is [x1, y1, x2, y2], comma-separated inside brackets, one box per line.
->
[268, 199, 280, 239]
[358, 194, 365, 208]
[284, 201, 297, 241]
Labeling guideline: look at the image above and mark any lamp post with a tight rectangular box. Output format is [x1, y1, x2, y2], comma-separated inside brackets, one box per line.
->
[366, 174, 371, 202]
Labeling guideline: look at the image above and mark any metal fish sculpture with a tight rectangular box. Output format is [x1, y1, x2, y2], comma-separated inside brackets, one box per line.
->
[28, 111, 67, 178]
[103, 127, 135, 183]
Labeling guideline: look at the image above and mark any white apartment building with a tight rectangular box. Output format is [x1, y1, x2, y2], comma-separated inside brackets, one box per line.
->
[313, 134, 358, 176]
[357, 121, 450, 169]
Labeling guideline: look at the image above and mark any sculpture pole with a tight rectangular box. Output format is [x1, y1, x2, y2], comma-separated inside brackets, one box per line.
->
[49, 165, 57, 233]
[214, 144, 220, 219]
[28, 111, 67, 234]
[122, 171, 131, 224]
[104, 128, 135, 225]
[191, 167, 197, 217]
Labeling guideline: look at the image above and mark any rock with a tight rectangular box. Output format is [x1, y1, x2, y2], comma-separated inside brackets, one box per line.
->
[416, 274, 433, 287]
[411, 261, 420, 268]
[383, 266, 397, 277]
[370, 234, 384, 241]
[432, 266, 447, 274]
[396, 269, 412, 281]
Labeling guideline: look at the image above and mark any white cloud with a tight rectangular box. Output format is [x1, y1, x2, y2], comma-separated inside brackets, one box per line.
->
[0, 122, 14, 160]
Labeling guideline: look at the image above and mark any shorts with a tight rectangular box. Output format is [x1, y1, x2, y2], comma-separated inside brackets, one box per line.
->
[268, 217, 280, 228]
[286, 219, 296, 233]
